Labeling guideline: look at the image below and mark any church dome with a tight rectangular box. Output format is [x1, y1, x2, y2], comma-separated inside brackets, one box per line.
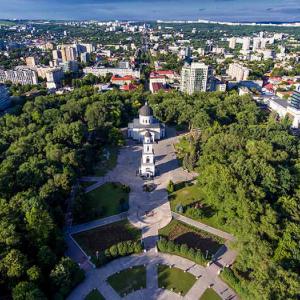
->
[139, 102, 153, 116]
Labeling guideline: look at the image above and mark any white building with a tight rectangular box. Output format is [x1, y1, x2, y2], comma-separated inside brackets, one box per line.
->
[269, 89, 300, 128]
[228, 63, 249, 82]
[83, 67, 141, 79]
[242, 37, 251, 51]
[229, 37, 236, 49]
[139, 130, 156, 178]
[0, 67, 38, 85]
[128, 102, 165, 141]
[180, 62, 210, 95]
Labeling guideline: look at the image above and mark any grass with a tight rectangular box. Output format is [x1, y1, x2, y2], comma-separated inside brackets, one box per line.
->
[73, 220, 141, 256]
[0, 20, 15, 26]
[159, 220, 224, 255]
[200, 288, 221, 300]
[74, 182, 129, 223]
[107, 266, 146, 296]
[85, 289, 105, 300]
[93, 146, 118, 177]
[81, 181, 97, 188]
[169, 183, 231, 232]
[158, 265, 196, 296]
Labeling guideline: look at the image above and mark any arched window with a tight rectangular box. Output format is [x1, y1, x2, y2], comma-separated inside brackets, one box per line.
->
[146, 156, 150, 163]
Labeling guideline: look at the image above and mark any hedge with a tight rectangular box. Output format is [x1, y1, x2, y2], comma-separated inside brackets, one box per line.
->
[220, 267, 253, 299]
[157, 238, 208, 266]
[92, 240, 143, 267]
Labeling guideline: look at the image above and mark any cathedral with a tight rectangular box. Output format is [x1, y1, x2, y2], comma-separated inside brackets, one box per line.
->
[127, 102, 165, 142]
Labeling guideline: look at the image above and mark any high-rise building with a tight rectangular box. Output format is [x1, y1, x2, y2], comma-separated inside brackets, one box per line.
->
[60, 46, 77, 62]
[227, 63, 249, 82]
[290, 89, 300, 110]
[242, 37, 251, 51]
[229, 37, 236, 49]
[180, 62, 211, 95]
[252, 38, 261, 51]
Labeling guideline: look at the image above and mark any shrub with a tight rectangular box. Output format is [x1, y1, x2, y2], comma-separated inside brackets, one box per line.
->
[157, 238, 208, 266]
[109, 244, 119, 257]
[166, 180, 174, 193]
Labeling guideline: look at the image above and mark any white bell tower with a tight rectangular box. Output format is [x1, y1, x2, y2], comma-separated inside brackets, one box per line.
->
[139, 130, 155, 177]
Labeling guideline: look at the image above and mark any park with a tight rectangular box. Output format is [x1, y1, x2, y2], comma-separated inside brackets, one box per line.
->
[66, 105, 238, 300]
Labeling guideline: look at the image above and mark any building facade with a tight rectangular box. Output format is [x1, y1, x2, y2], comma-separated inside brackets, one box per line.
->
[139, 130, 156, 178]
[0, 67, 38, 85]
[228, 63, 250, 82]
[180, 62, 210, 95]
[128, 102, 165, 141]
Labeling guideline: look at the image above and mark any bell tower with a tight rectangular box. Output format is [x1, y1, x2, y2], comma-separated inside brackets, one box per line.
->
[139, 130, 155, 177]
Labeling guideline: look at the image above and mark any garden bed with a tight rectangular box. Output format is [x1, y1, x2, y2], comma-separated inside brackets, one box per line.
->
[159, 220, 224, 255]
[73, 220, 141, 256]
[200, 288, 221, 300]
[85, 289, 105, 300]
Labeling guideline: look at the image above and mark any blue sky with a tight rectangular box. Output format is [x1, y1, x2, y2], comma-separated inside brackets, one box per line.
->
[0, 0, 300, 21]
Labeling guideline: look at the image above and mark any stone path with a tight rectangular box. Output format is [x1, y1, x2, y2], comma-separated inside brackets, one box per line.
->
[66, 127, 238, 300]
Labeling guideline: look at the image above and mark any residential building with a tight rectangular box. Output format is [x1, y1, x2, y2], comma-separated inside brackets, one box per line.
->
[227, 63, 249, 82]
[180, 62, 211, 95]
[229, 37, 236, 49]
[242, 37, 251, 51]
[0, 67, 38, 85]
[25, 56, 37, 68]
[46, 68, 64, 89]
[84, 67, 141, 78]
[111, 75, 135, 86]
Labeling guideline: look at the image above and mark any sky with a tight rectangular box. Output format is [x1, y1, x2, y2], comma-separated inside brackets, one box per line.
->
[0, 0, 300, 22]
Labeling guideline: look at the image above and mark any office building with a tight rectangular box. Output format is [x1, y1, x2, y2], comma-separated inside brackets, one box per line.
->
[180, 62, 211, 95]
[227, 63, 249, 82]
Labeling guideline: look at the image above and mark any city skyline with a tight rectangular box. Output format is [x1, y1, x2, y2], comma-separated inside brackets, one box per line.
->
[1, 0, 300, 22]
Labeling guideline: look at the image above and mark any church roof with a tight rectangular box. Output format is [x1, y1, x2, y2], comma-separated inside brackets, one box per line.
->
[139, 102, 153, 116]
[144, 130, 151, 138]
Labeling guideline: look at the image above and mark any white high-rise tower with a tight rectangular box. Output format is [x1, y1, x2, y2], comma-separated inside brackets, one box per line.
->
[139, 130, 155, 178]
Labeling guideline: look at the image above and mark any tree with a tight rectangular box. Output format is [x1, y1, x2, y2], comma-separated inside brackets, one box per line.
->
[12, 282, 46, 300]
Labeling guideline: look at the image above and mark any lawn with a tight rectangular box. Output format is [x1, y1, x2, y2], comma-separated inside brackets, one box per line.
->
[81, 181, 97, 188]
[73, 220, 141, 256]
[158, 265, 196, 296]
[200, 288, 221, 300]
[93, 146, 118, 177]
[169, 183, 230, 232]
[107, 266, 146, 296]
[85, 289, 105, 300]
[74, 182, 129, 223]
[159, 220, 224, 255]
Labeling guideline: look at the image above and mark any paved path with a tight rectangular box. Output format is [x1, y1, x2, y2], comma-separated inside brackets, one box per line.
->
[67, 253, 237, 300]
[68, 212, 127, 235]
[66, 127, 238, 300]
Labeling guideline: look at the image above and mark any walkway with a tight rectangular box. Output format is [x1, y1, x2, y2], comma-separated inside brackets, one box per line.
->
[66, 127, 238, 299]
[67, 253, 237, 300]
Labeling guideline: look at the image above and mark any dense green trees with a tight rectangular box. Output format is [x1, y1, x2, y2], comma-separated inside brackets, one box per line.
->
[153, 91, 300, 299]
[0, 86, 142, 298]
